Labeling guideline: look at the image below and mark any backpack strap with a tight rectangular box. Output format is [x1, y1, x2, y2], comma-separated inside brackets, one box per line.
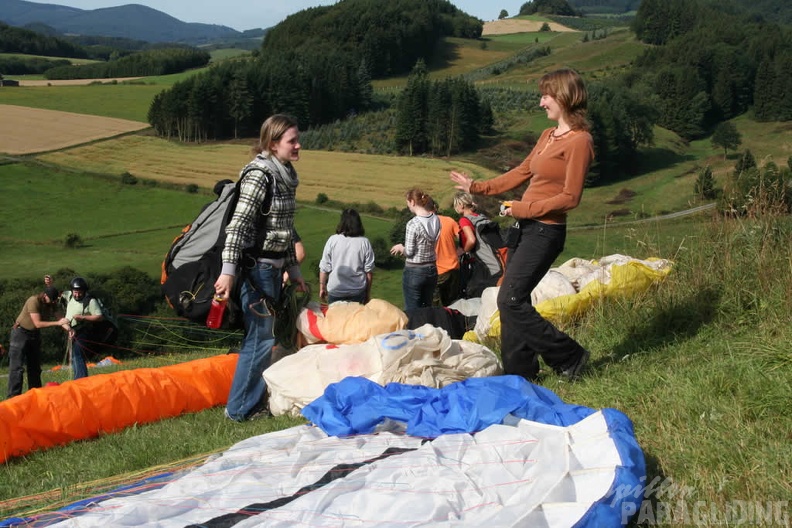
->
[236, 165, 274, 265]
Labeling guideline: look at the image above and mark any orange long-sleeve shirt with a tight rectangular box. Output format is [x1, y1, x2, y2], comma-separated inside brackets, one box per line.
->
[469, 127, 594, 225]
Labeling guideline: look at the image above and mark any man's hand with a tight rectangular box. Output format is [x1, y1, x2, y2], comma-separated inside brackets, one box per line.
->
[292, 276, 308, 293]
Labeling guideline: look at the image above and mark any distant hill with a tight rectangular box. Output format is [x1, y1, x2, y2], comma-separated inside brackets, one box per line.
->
[0, 0, 261, 44]
[568, 0, 792, 23]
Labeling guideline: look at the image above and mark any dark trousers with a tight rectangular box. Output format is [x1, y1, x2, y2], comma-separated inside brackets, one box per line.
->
[434, 268, 460, 307]
[497, 220, 588, 380]
[7, 327, 43, 398]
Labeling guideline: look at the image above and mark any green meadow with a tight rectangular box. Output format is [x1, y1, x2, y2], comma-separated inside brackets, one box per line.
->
[0, 160, 687, 307]
[0, 69, 210, 121]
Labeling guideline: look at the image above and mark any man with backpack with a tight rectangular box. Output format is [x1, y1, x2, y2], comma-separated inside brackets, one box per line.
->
[61, 277, 107, 380]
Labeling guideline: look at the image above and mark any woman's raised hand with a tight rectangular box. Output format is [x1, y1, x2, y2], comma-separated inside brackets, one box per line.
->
[449, 170, 473, 192]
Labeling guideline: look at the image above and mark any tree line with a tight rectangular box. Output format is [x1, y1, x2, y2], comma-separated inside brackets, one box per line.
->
[44, 47, 210, 80]
[630, 0, 792, 133]
[520, 0, 579, 17]
[148, 50, 372, 142]
[0, 21, 88, 59]
[395, 60, 493, 157]
[147, 0, 483, 142]
[0, 55, 69, 75]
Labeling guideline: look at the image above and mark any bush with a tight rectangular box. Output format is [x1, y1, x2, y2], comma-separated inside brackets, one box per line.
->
[316, 193, 329, 204]
[371, 237, 403, 270]
[186, 184, 199, 194]
[64, 233, 84, 249]
[121, 172, 138, 185]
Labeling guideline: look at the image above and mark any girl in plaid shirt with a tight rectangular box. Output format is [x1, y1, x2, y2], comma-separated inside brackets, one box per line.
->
[215, 114, 307, 422]
[390, 188, 441, 310]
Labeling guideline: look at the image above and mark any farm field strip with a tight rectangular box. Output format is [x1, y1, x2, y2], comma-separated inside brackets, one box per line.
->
[0, 84, 165, 121]
[17, 77, 144, 86]
[0, 105, 149, 155]
[482, 19, 577, 35]
[38, 135, 498, 208]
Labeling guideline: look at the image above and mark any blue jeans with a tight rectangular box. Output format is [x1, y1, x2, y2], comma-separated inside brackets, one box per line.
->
[71, 330, 89, 380]
[328, 290, 367, 304]
[225, 262, 281, 421]
[402, 264, 437, 311]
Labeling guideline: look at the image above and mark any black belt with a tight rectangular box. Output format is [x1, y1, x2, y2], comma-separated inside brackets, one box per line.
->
[405, 261, 436, 268]
[12, 323, 39, 336]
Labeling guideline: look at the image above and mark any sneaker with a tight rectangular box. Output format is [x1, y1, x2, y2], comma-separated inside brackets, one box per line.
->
[559, 349, 590, 381]
[246, 407, 272, 421]
[224, 408, 243, 422]
[244, 393, 272, 421]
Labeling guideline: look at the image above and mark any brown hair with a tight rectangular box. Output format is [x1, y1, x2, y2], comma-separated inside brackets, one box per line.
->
[405, 187, 433, 209]
[251, 114, 299, 156]
[538, 68, 589, 131]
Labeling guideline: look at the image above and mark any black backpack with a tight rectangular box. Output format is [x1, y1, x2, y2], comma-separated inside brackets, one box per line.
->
[461, 215, 507, 298]
[62, 291, 119, 351]
[161, 166, 272, 329]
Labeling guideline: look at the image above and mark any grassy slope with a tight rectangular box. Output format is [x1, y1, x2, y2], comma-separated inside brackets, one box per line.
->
[1, 21, 791, 520]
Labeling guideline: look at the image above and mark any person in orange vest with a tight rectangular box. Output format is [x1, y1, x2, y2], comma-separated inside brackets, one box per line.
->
[430, 199, 461, 307]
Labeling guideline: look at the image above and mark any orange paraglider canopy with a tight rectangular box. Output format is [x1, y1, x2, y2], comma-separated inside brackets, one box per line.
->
[0, 354, 237, 463]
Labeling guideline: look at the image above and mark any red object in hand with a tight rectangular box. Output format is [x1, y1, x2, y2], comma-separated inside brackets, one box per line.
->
[206, 296, 227, 329]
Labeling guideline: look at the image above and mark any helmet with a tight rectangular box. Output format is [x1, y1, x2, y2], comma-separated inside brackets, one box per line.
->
[70, 277, 89, 291]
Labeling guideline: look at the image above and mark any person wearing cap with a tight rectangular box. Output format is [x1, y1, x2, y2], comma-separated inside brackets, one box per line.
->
[6, 287, 69, 399]
[60, 277, 105, 380]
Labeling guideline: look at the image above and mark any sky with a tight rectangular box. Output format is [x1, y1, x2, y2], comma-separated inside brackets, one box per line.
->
[23, 0, 527, 32]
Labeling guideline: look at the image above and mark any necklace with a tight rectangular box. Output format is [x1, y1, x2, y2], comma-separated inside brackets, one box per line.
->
[551, 127, 573, 138]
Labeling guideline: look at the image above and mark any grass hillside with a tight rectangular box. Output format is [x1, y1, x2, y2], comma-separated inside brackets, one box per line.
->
[0, 16, 790, 523]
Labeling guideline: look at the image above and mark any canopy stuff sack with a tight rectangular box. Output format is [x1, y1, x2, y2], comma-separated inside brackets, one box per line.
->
[160, 168, 272, 329]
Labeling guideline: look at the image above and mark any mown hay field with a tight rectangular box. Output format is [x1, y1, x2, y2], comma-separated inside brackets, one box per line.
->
[0, 105, 149, 154]
[482, 18, 577, 35]
[37, 135, 499, 208]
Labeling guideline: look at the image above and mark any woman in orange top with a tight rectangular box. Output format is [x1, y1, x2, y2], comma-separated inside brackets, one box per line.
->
[450, 68, 594, 382]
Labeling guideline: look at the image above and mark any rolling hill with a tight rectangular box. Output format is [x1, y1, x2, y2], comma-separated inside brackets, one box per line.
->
[0, 0, 251, 44]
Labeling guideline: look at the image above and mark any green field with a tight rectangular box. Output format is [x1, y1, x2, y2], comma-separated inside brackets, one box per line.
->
[0, 159, 699, 310]
[208, 48, 252, 61]
[0, 68, 210, 122]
